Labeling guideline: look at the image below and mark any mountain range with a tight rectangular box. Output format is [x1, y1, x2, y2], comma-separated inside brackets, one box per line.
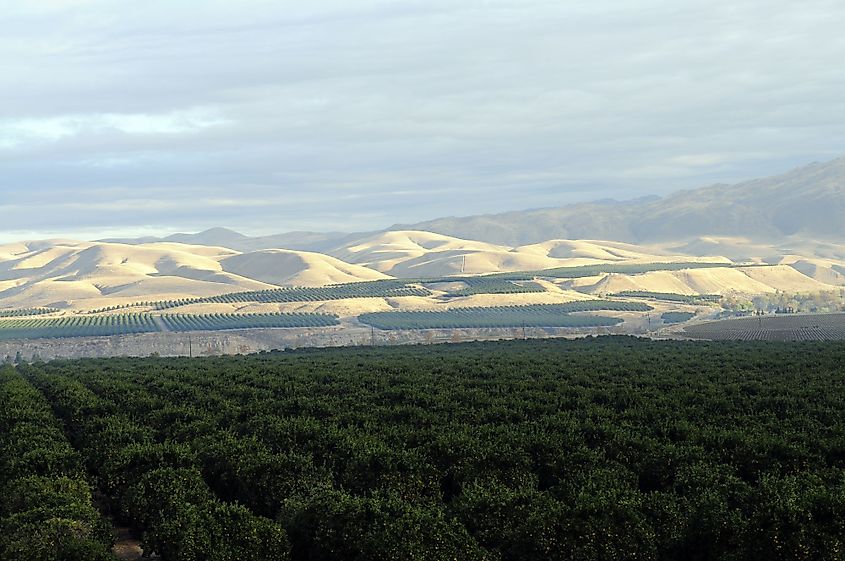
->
[106, 155, 845, 252]
[0, 156, 841, 313]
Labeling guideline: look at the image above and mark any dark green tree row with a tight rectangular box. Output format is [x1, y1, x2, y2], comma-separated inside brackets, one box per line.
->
[152, 280, 433, 310]
[0, 307, 61, 318]
[0, 368, 115, 561]
[0, 312, 340, 341]
[660, 311, 696, 323]
[359, 301, 651, 330]
[442, 278, 546, 297]
[160, 312, 339, 332]
[18, 337, 845, 560]
[0, 313, 159, 340]
[612, 291, 721, 304]
[27, 372, 291, 561]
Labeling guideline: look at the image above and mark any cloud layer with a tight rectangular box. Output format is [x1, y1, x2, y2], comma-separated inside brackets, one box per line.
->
[2, 0, 844, 239]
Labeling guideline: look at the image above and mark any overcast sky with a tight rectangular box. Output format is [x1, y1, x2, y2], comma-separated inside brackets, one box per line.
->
[2, 0, 844, 240]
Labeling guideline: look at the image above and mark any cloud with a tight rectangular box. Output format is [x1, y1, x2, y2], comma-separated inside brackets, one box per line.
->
[1, 0, 844, 237]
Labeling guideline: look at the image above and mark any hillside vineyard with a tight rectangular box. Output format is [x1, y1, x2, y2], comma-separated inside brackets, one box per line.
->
[3, 337, 845, 560]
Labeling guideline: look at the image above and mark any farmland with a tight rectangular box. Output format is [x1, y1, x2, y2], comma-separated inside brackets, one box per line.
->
[359, 301, 652, 330]
[0, 312, 339, 340]
[611, 291, 721, 304]
[4, 337, 845, 560]
[0, 307, 61, 318]
[439, 277, 546, 297]
[159, 312, 339, 332]
[684, 313, 845, 341]
[0, 314, 159, 341]
[153, 280, 432, 310]
[130, 262, 745, 312]
[660, 311, 696, 323]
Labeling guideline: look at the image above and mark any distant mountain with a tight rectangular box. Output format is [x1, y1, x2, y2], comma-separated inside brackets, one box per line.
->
[399, 156, 845, 245]
[106, 228, 364, 254]
[163, 227, 250, 248]
[106, 155, 844, 252]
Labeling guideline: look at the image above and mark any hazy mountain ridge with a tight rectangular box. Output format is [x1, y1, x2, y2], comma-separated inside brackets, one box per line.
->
[106, 156, 845, 251]
[403, 157, 845, 245]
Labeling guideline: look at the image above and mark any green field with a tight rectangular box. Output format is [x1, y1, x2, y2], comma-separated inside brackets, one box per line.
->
[660, 311, 696, 323]
[0, 312, 339, 340]
[3, 338, 845, 560]
[160, 312, 339, 332]
[612, 291, 721, 304]
[359, 301, 652, 330]
[0, 314, 159, 340]
[153, 280, 432, 310]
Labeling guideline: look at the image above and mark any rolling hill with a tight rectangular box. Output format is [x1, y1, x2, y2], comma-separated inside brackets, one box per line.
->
[0, 240, 392, 310]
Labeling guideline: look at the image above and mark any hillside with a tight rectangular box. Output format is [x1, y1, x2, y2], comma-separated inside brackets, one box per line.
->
[0, 240, 392, 310]
[2, 233, 843, 313]
[328, 231, 734, 279]
[220, 249, 391, 286]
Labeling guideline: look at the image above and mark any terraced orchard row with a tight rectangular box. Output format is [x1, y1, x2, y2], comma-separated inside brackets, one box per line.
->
[10, 338, 845, 560]
[0, 314, 159, 340]
[153, 280, 432, 310]
[0, 312, 339, 340]
[611, 291, 721, 304]
[359, 301, 652, 330]
[439, 278, 547, 297]
[0, 307, 61, 318]
[139, 262, 742, 312]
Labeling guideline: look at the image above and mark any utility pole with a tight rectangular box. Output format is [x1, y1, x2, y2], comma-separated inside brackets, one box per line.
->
[371, 326, 376, 347]
[188, 335, 193, 358]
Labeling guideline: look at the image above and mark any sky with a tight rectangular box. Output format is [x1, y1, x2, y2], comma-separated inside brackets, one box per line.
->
[2, 0, 844, 241]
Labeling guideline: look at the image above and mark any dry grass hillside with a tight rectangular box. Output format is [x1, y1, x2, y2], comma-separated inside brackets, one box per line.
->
[0, 231, 840, 314]
[328, 230, 728, 278]
[0, 240, 390, 310]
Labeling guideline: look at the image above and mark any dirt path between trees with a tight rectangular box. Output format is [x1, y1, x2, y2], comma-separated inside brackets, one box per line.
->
[112, 527, 147, 560]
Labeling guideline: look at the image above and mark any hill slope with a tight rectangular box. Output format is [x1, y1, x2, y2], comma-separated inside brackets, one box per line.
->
[0, 240, 393, 310]
[327, 231, 720, 278]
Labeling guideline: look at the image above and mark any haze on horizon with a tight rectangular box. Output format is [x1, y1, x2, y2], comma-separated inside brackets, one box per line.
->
[2, 0, 844, 241]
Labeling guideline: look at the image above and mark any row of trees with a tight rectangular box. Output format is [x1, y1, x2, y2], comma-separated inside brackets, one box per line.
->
[613, 291, 721, 304]
[29, 373, 291, 561]
[0, 314, 159, 340]
[0, 368, 115, 560]
[15, 337, 845, 560]
[154, 280, 433, 310]
[0, 311, 341, 341]
[160, 312, 339, 332]
[359, 301, 651, 330]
